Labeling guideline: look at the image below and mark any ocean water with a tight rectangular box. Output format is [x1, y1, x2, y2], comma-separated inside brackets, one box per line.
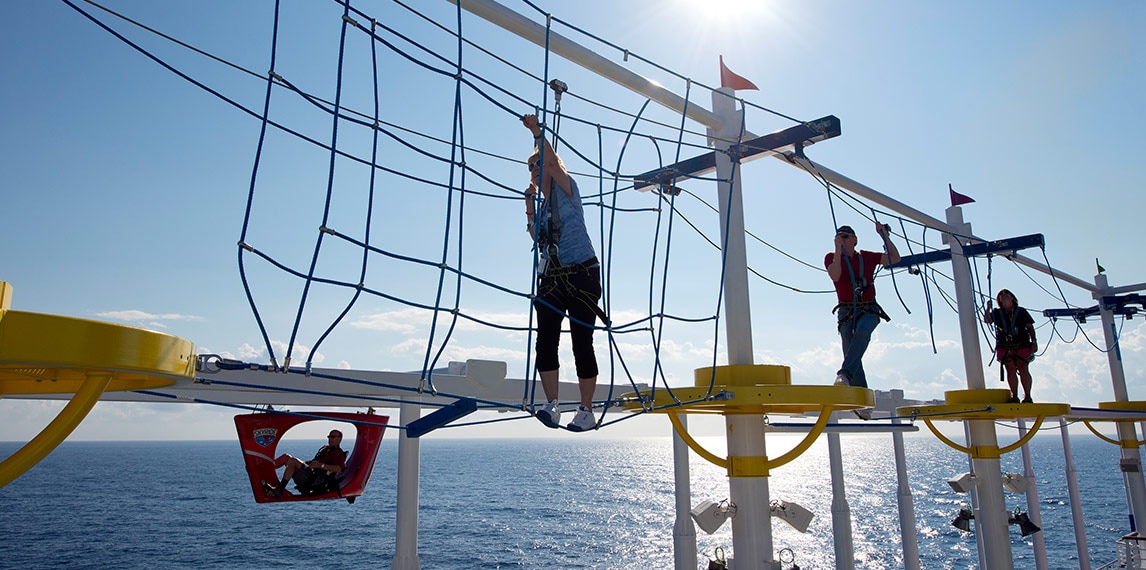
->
[0, 432, 1133, 569]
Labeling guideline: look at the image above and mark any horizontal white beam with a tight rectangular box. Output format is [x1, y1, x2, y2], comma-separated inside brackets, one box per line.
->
[446, 0, 724, 130]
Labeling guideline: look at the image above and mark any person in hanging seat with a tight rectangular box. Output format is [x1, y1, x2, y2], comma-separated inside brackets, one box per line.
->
[983, 288, 1037, 403]
[521, 112, 603, 433]
[825, 223, 900, 419]
[262, 430, 347, 498]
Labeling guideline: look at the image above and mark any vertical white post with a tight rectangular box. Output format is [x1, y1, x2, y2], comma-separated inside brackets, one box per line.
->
[1095, 273, 1146, 531]
[827, 427, 855, 569]
[672, 415, 698, 570]
[711, 87, 775, 570]
[1017, 419, 1048, 569]
[391, 399, 423, 570]
[947, 205, 1013, 569]
[890, 390, 921, 570]
[1060, 419, 1091, 570]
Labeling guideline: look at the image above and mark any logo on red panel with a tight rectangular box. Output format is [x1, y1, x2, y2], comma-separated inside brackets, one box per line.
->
[253, 428, 278, 447]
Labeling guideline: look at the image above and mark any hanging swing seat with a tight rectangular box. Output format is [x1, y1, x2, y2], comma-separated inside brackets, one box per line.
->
[234, 410, 389, 504]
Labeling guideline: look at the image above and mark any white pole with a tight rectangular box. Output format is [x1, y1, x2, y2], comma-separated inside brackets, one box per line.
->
[1017, 419, 1048, 569]
[947, 206, 1014, 569]
[391, 399, 423, 570]
[1060, 419, 1091, 570]
[672, 415, 698, 570]
[1095, 273, 1146, 532]
[827, 427, 855, 570]
[890, 390, 921, 570]
[711, 86, 776, 570]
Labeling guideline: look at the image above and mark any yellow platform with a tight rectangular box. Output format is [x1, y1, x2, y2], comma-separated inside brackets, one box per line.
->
[621, 363, 873, 415]
[895, 389, 1070, 459]
[896, 388, 1070, 421]
[1076, 401, 1146, 449]
[0, 281, 196, 487]
[621, 364, 874, 477]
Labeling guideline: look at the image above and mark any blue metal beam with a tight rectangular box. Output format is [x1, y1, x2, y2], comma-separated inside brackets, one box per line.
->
[1044, 294, 1143, 322]
[405, 398, 477, 438]
[887, 234, 1045, 269]
[632, 115, 841, 191]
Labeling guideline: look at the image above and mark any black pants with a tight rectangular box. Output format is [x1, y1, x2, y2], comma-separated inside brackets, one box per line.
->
[534, 263, 601, 379]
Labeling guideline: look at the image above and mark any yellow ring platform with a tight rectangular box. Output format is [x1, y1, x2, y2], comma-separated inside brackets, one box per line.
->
[0, 310, 196, 394]
[1077, 401, 1146, 448]
[620, 364, 874, 477]
[895, 389, 1069, 420]
[621, 363, 873, 415]
[895, 389, 1070, 459]
[0, 281, 196, 487]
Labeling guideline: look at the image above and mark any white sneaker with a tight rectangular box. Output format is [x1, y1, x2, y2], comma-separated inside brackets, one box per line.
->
[567, 405, 596, 432]
[536, 400, 560, 428]
[834, 374, 849, 387]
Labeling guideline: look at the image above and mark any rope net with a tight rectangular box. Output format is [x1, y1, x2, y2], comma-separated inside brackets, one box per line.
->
[60, 0, 1139, 429]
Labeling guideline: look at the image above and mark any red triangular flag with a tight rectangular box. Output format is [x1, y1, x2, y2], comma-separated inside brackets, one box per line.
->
[719, 55, 758, 91]
[949, 184, 975, 206]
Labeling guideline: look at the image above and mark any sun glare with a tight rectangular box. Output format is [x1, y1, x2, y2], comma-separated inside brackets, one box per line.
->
[678, 0, 775, 20]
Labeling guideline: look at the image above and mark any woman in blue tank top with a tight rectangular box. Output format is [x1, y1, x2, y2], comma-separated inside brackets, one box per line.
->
[521, 113, 601, 433]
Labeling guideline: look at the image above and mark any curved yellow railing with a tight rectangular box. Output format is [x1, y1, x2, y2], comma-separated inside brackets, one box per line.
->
[0, 282, 196, 487]
[900, 389, 1068, 459]
[921, 415, 1046, 459]
[1081, 420, 1127, 447]
[669, 406, 835, 477]
[641, 363, 867, 478]
[1075, 402, 1146, 449]
[0, 373, 111, 486]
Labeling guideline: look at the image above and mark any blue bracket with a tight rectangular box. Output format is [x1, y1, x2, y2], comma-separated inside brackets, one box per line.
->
[1044, 294, 1144, 323]
[1043, 306, 1101, 322]
[1102, 293, 1145, 316]
[405, 398, 478, 438]
[632, 115, 841, 191]
[887, 234, 1045, 269]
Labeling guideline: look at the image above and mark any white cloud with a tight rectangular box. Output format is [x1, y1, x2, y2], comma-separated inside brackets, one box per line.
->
[95, 309, 204, 323]
[350, 307, 530, 334]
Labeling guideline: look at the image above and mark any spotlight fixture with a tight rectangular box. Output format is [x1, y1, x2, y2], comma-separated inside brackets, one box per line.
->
[1002, 472, 1031, 494]
[951, 507, 974, 532]
[1009, 508, 1041, 537]
[691, 499, 736, 535]
[770, 499, 814, 533]
[948, 472, 979, 493]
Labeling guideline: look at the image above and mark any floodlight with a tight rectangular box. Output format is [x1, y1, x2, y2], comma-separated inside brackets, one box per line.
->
[691, 499, 735, 535]
[948, 472, 979, 493]
[1002, 472, 1031, 494]
[951, 507, 974, 532]
[1009, 509, 1041, 537]
[770, 499, 814, 533]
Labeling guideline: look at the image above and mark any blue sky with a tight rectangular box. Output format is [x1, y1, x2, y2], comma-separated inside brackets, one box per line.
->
[1, 0, 1143, 441]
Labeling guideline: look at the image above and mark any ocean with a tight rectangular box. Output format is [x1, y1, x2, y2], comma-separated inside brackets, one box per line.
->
[0, 431, 1133, 569]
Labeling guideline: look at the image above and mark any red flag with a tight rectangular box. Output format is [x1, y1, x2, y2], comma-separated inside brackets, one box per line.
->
[719, 56, 758, 91]
[949, 184, 975, 206]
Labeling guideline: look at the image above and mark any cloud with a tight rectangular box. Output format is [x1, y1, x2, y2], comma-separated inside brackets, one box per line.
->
[350, 307, 530, 334]
[95, 310, 204, 323]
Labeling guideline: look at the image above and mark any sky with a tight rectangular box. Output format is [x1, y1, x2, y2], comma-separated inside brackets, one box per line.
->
[1, 0, 1144, 443]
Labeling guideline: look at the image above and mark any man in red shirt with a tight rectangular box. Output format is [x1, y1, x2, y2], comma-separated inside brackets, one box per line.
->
[825, 223, 900, 398]
[262, 430, 347, 498]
